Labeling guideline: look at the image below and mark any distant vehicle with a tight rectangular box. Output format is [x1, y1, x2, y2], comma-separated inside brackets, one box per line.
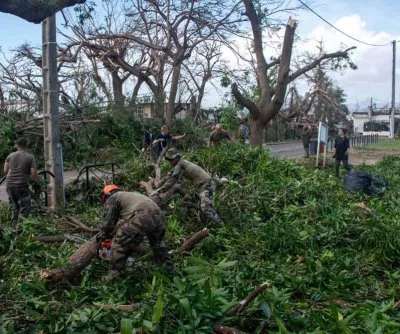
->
[363, 120, 400, 136]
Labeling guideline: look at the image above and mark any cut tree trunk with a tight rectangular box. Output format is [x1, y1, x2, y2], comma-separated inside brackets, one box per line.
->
[35, 234, 87, 244]
[174, 228, 210, 254]
[39, 235, 98, 282]
[39, 227, 209, 282]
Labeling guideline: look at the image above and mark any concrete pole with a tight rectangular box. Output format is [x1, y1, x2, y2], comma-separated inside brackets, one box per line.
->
[390, 40, 396, 139]
[42, 15, 65, 208]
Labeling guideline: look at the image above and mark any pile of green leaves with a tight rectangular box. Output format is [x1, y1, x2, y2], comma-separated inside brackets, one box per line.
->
[1, 144, 399, 333]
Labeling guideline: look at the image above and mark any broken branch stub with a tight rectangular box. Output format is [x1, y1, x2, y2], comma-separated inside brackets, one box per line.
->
[224, 282, 269, 316]
[174, 228, 210, 254]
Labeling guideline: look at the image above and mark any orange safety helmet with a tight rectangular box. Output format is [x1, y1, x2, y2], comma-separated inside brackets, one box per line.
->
[101, 184, 121, 205]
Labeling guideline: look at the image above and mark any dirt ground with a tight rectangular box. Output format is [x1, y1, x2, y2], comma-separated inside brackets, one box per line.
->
[348, 147, 400, 165]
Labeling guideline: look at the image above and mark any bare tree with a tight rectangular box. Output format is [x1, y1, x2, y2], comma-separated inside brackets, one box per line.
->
[77, 0, 243, 123]
[231, 0, 356, 146]
[181, 41, 226, 123]
[61, 1, 167, 115]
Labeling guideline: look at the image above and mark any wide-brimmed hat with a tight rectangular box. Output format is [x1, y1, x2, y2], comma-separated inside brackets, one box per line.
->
[165, 148, 180, 160]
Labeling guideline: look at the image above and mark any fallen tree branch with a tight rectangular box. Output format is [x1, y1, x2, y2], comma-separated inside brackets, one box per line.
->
[139, 179, 154, 195]
[39, 235, 98, 282]
[94, 303, 137, 312]
[38, 227, 208, 282]
[35, 234, 87, 244]
[64, 216, 100, 233]
[174, 228, 210, 254]
[213, 324, 248, 334]
[224, 282, 269, 316]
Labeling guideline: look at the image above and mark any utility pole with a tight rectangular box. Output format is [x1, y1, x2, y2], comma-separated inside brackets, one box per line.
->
[42, 15, 65, 208]
[390, 40, 396, 139]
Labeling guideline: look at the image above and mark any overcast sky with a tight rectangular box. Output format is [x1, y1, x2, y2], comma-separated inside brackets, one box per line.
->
[0, 0, 398, 111]
[295, 0, 399, 110]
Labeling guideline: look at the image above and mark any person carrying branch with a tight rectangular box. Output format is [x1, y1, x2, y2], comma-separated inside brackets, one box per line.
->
[97, 185, 173, 282]
[3, 138, 41, 228]
[150, 148, 224, 228]
[152, 124, 186, 157]
[332, 128, 350, 178]
[208, 123, 235, 147]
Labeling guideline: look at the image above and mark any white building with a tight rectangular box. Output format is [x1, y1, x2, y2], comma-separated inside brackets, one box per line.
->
[351, 106, 400, 135]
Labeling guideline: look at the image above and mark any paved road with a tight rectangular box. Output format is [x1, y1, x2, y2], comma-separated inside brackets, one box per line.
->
[265, 141, 305, 157]
[0, 142, 307, 203]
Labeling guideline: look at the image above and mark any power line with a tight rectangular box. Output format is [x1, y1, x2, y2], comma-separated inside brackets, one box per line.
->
[297, 0, 393, 47]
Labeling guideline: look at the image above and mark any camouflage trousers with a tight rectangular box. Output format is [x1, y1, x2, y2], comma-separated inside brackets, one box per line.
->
[302, 134, 311, 158]
[150, 183, 188, 208]
[198, 180, 223, 227]
[111, 210, 172, 273]
[6, 185, 31, 224]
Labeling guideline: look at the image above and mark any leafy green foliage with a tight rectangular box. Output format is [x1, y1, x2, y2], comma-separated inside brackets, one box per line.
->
[1, 146, 400, 333]
[0, 120, 15, 164]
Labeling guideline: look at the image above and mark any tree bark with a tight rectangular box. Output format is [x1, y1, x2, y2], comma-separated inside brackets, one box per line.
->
[174, 228, 210, 254]
[249, 119, 265, 147]
[35, 234, 87, 244]
[65, 216, 100, 233]
[39, 235, 98, 282]
[111, 71, 125, 106]
[0, 0, 86, 23]
[166, 63, 182, 125]
[0, 84, 5, 110]
[213, 325, 248, 334]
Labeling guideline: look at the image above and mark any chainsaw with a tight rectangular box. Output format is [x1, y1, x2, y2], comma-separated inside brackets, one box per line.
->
[97, 240, 112, 261]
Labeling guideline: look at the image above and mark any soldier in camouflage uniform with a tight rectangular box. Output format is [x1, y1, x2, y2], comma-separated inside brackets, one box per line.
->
[148, 182, 190, 209]
[300, 117, 316, 158]
[151, 148, 224, 228]
[98, 185, 173, 282]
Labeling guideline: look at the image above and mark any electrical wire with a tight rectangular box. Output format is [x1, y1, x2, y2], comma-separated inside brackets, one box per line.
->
[297, 0, 394, 47]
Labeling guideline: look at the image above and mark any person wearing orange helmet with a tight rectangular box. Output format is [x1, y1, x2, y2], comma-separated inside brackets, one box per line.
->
[98, 184, 173, 282]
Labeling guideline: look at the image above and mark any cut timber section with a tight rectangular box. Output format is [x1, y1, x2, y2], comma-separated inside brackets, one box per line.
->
[39, 236, 98, 282]
[39, 228, 210, 282]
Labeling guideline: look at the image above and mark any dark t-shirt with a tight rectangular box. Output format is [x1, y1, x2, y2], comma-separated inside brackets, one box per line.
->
[142, 130, 153, 148]
[209, 130, 231, 145]
[238, 124, 250, 140]
[5, 151, 37, 186]
[156, 133, 172, 156]
[334, 136, 350, 159]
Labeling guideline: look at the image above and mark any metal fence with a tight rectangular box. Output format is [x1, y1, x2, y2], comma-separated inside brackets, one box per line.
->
[264, 123, 302, 142]
[326, 134, 379, 151]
